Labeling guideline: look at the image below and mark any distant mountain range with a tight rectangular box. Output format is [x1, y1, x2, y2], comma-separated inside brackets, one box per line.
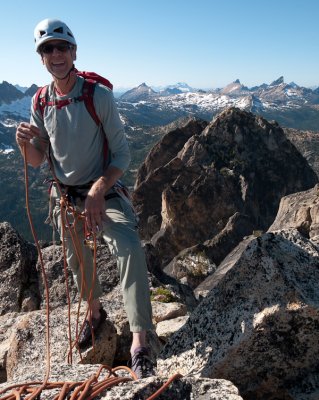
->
[117, 76, 319, 108]
[1, 75, 319, 152]
[0, 76, 319, 142]
[1, 76, 319, 241]
[115, 77, 319, 130]
[1, 75, 318, 104]
[0, 82, 38, 105]
[0, 75, 318, 115]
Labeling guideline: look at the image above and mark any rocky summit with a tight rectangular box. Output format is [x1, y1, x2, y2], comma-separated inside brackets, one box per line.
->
[0, 108, 319, 399]
[134, 108, 318, 270]
[157, 228, 319, 399]
[0, 221, 242, 399]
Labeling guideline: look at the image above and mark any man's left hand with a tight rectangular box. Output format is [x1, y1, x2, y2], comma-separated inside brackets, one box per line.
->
[84, 185, 108, 233]
[84, 166, 124, 233]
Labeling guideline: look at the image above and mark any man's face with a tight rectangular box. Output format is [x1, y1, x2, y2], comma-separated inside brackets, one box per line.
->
[39, 40, 76, 79]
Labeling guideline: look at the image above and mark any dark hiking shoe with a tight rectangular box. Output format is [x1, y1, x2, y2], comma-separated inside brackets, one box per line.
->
[128, 347, 156, 379]
[77, 307, 107, 348]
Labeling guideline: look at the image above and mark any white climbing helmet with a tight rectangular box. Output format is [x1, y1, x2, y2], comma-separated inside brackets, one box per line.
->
[34, 18, 77, 52]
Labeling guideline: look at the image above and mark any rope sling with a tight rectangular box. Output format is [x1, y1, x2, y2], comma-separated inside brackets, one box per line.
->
[0, 145, 182, 399]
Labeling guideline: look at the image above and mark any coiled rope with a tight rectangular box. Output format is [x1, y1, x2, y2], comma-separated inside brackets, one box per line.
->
[0, 145, 182, 399]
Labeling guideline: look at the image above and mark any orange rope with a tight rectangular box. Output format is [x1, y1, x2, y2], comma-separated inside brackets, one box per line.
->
[22, 145, 51, 390]
[146, 373, 184, 399]
[46, 162, 95, 361]
[0, 368, 183, 399]
[0, 146, 184, 399]
[58, 197, 95, 358]
[60, 202, 73, 364]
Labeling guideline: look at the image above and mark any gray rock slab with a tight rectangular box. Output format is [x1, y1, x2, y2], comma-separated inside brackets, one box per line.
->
[158, 229, 319, 399]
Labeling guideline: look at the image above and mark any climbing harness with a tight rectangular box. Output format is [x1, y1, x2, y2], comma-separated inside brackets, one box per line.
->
[0, 145, 183, 399]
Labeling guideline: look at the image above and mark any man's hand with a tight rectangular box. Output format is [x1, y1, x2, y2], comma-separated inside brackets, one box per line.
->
[15, 123, 46, 168]
[16, 122, 41, 147]
[84, 183, 108, 233]
[84, 166, 124, 233]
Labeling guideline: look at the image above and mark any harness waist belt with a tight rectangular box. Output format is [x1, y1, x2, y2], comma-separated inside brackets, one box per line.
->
[53, 181, 121, 202]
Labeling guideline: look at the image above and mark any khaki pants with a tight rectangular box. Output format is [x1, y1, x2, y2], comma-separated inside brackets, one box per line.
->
[51, 187, 153, 332]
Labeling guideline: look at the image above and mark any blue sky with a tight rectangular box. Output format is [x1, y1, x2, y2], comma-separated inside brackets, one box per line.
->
[1, 0, 318, 90]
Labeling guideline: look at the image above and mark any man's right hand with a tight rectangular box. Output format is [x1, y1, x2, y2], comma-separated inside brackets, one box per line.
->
[15, 122, 46, 168]
[16, 122, 41, 147]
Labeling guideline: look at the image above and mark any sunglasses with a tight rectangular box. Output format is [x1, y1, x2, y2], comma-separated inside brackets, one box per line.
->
[40, 42, 73, 54]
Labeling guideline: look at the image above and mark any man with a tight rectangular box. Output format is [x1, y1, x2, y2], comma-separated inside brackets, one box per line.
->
[16, 18, 154, 379]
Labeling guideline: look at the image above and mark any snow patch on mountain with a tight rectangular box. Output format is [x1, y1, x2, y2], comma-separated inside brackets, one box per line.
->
[0, 145, 14, 154]
[152, 83, 195, 93]
[1, 119, 19, 128]
[150, 92, 248, 113]
[285, 88, 300, 97]
[164, 82, 194, 93]
[0, 97, 31, 120]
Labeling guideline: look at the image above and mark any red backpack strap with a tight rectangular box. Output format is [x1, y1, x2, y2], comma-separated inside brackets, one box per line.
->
[81, 80, 109, 165]
[34, 85, 49, 118]
[74, 69, 113, 90]
[82, 80, 101, 125]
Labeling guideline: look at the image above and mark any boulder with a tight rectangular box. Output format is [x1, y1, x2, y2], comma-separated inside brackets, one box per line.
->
[6, 304, 117, 382]
[144, 242, 199, 311]
[156, 315, 189, 342]
[157, 229, 319, 399]
[269, 183, 319, 241]
[151, 301, 187, 323]
[134, 108, 317, 269]
[37, 245, 78, 309]
[0, 312, 25, 382]
[164, 212, 254, 287]
[102, 287, 132, 363]
[0, 222, 39, 314]
[37, 242, 119, 310]
[194, 236, 254, 299]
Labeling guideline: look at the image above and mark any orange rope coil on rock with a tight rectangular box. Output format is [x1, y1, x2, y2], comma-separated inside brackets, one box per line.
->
[0, 367, 183, 400]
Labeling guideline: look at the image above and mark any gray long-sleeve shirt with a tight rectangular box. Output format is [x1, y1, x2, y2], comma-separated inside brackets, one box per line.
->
[30, 76, 130, 185]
